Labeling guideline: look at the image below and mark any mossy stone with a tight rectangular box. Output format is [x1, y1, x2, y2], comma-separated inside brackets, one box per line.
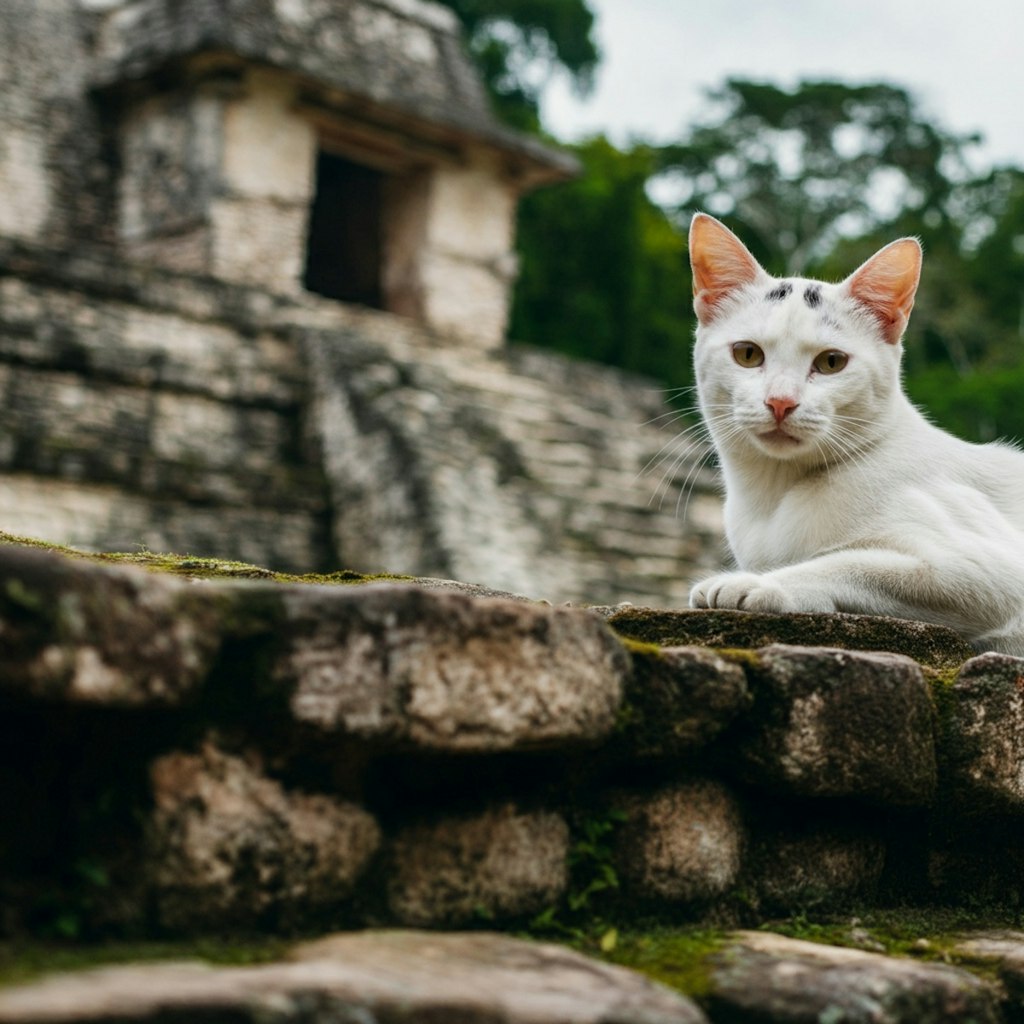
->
[608, 608, 974, 673]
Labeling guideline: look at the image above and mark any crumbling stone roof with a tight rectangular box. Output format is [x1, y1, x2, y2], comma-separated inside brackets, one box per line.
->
[86, 0, 578, 184]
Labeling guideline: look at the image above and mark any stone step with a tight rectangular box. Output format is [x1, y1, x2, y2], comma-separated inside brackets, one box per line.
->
[5, 538, 1024, 935]
[7, 928, 1024, 1023]
[705, 931, 1001, 1023]
[0, 931, 708, 1024]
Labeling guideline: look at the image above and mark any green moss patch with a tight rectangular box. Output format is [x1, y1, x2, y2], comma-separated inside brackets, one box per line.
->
[0, 530, 410, 585]
[608, 607, 973, 672]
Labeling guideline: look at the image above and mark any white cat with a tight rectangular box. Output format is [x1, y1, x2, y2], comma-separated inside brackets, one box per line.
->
[687, 212, 1024, 656]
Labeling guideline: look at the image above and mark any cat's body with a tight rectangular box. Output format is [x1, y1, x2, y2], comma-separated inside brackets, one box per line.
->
[687, 213, 1024, 655]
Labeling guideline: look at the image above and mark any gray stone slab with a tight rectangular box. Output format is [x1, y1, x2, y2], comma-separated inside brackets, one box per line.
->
[734, 645, 937, 806]
[613, 780, 744, 904]
[708, 931, 999, 1023]
[279, 583, 630, 751]
[618, 645, 750, 756]
[0, 930, 708, 1023]
[386, 804, 568, 927]
[941, 653, 1024, 813]
[0, 544, 222, 706]
[146, 743, 380, 932]
[608, 607, 974, 671]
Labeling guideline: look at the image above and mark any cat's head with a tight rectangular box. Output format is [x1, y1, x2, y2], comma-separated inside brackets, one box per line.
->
[688, 213, 921, 465]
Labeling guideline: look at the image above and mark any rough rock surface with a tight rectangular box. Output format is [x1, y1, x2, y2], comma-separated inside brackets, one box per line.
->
[941, 653, 1024, 813]
[280, 583, 629, 751]
[620, 646, 750, 756]
[0, 544, 222, 705]
[708, 931, 1000, 1023]
[953, 931, 1024, 1008]
[608, 607, 974, 670]
[147, 743, 380, 931]
[747, 823, 886, 912]
[0, 930, 708, 1024]
[734, 645, 937, 806]
[613, 780, 744, 904]
[386, 804, 569, 926]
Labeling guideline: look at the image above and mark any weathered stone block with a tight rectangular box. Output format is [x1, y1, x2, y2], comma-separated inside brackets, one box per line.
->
[386, 804, 569, 926]
[281, 585, 629, 751]
[609, 607, 974, 671]
[619, 645, 750, 757]
[707, 932, 999, 1024]
[734, 645, 937, 806]
[940, 653, 1024, 814]
[0, 544, 221, 706]
[613, 780, 744, 904]
[147, 743, 380, 932]
[953, 931, 1024, 1013]
[747, 823, 886, 912]
[0, 931, 708, 1023]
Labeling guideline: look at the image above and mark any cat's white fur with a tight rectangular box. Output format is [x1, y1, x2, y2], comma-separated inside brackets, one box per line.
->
[688, 212, 1024, 655]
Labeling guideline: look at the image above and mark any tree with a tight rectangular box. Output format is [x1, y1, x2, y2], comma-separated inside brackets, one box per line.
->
[439, 0, 599, 130]
[510, 137, 694, 391]
[653, 79, 978, 275]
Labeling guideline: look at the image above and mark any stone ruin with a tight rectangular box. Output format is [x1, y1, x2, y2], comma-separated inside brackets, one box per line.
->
[7, 1, 1024, 1020]
[0, 0, 723, 606]
[4, 536, 1024, 1021]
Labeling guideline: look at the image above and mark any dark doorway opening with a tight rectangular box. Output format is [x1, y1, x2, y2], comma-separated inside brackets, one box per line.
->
[303, 151, 384, 308]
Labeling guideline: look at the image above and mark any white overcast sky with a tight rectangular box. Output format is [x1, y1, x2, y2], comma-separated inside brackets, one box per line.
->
[542, 0, 1024, 171]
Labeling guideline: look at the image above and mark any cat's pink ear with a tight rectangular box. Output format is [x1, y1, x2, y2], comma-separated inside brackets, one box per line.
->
[844, 238, 922, 344]
[689, 213, 765, 324]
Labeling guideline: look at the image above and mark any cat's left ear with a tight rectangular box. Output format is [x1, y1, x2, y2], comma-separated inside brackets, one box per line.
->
[844, 238, 922, 344]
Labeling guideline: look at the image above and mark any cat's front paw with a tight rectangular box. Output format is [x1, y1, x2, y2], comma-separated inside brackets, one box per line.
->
[689, 571, 797, 612]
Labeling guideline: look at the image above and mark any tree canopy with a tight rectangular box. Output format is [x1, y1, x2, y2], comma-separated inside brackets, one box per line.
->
[440, 0, 599, 129]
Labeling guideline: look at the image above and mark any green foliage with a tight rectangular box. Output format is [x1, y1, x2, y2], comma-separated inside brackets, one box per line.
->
[653, 79, 977, 275]
[438, 0, 599, 129]
[510, 136, 695, 394]
[530, 807, 627, 940]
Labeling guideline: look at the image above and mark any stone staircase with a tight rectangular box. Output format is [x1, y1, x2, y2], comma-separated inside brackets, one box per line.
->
[4, 533, 1024, 1021]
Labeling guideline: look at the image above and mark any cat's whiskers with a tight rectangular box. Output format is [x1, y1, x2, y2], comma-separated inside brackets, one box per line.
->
[651, 425, 717, 511]
[636, 415, 710, 483]
[646, 409, 734, 515]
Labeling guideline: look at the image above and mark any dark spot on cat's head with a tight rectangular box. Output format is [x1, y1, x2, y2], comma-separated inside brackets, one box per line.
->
[804, 285, 822, 308]
[765, 282, 793, 302]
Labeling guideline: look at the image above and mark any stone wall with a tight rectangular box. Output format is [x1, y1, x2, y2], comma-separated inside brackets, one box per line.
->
[0, 239, 722, 603]
[3, 535, 1023, 943]
[8, 537, 1024, 1022]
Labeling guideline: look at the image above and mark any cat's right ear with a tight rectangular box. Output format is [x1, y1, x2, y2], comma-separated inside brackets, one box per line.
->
[689, 213, 765, 325]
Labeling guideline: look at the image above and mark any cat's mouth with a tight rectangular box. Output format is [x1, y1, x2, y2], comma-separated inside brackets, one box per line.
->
[757, 427, 802, 446]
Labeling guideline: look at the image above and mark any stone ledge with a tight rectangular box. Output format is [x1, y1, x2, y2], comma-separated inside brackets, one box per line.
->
[0, 931, 707, 1024]
[608, 606, 975, 671]
[5, 538, 1024, 935]
[706, 931, 1000, 1023]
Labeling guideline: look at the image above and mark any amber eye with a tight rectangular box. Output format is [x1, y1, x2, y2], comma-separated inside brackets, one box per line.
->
[812, 350, 848, 374]
[731, 341, 764, 368]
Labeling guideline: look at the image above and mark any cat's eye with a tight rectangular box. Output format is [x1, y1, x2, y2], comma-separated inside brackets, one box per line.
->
[731, 341, 764, 368]
[812, 350, 848, 374]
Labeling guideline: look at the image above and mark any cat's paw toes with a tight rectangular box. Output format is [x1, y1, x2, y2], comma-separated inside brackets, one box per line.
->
[689, 572, 794, 612]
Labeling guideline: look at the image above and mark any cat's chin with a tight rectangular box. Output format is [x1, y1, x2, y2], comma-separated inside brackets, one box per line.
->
[755, 428, 805, 454]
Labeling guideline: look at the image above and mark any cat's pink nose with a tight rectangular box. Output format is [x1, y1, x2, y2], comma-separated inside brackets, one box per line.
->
[765, 396, 799, 424]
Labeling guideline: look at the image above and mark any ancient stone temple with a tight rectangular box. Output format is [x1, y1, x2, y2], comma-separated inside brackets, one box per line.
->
[0, 0, 722, 605]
